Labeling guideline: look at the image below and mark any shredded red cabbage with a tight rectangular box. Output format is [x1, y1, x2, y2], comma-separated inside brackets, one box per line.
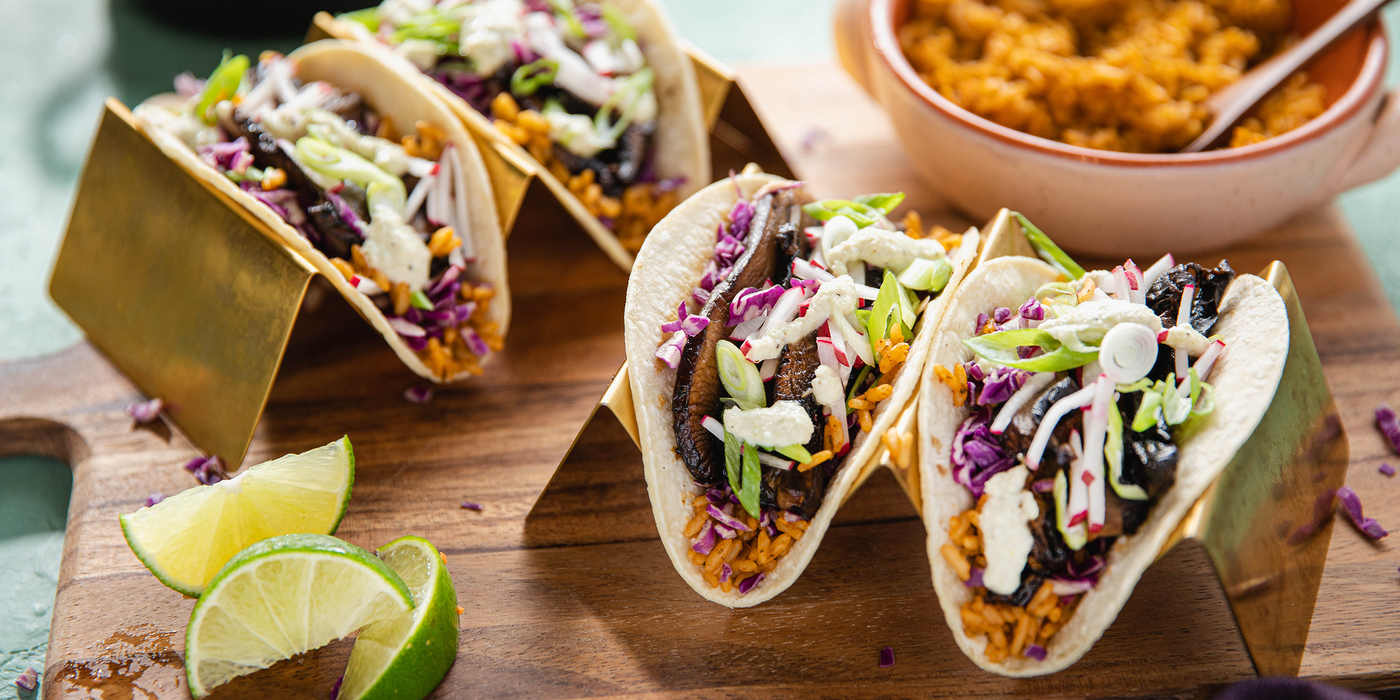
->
[403, 386, 434, 404]
[1381, 463, 1395, 477]
[720, 563, 732, 583]
[976, 366, 1030, 406]
[329, 673, 343, 700]
[1024, 644, 1047, 661]
[707, 503, 752, 531]
[184, 455, 228, 486]
[993, 307, 1014, 324]
[125, 397, 163, 423]
[145, 493, 165, 507]
[459, 502, 483, 511]
[1337, 486, 1389, 539]
[14, 666, 38, 692]
[738, 572, 765, 594]
[660, 300, 710, 337]
[197, 137, 249, 170]
[965, 567, 984, 588]
[879, 647, 895, 668]
[1376, 405, 1400, 454]
[655, 331, 686, 368]
[692, 521, 716, 554]
[952, 407, 1014, 498]
[1019, 297, 1046, 321]
[974, 312, 991, 335]
[174, 71, 204, 98]
[730, 285, 784, 323]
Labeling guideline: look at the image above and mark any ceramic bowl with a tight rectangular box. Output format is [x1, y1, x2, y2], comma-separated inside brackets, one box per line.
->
[835, 0, 1400, 257]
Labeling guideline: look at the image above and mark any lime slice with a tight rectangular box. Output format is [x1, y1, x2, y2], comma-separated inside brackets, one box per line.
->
[185, 533, 413, 698]
[121, 436, 355, 596]
[340, 536, 460, 700]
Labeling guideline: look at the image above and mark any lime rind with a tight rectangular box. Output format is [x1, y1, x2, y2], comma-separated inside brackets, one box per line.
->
[339, 536, 460, 700]
[185, 533, 413, 698]
[121, 436, 355, 597]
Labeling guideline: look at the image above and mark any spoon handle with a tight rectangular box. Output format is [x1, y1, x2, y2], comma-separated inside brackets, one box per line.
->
[1181, 0, 1392, 153]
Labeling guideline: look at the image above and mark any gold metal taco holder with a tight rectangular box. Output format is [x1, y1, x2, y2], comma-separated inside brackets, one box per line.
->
[308, 13, 794, 268]
[48, 43, 786, 469]
[538, 208, 1348, 678]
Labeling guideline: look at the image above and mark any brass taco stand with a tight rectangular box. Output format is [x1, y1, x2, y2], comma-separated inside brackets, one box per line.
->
[47, 46, 788, 469]
[537, 208, 1348, 678]
[307, 12, 794, 267]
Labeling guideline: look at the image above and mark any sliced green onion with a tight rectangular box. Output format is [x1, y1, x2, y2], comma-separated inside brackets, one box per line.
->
[1054, 469, 1087, 550]
[739, 443, 762, 519]
[601, 3, 636, 41]
[1013, 212, 1085, 280]
[1131, 384, 1165, 432]
[594, 68, 654, 143]
[338, 7, 380, 31]
[897, 257, 952, 292]
[963, 328, 1098, 372]
[868, 271, 912, 360]
[802, 192, 905, 228]
[724, 428, 742, 495]
[716, 339, 765, 410]
[196, 51, 249, 125]
[775, 444, 813, 463]
[510, 59, 559, 97]
[854, 192, 906, 212]
[1105, 399, 1148, 500]
[846, 365, 872, 403]
[294, 137, 406, 212]
[409, 291, 433, 311]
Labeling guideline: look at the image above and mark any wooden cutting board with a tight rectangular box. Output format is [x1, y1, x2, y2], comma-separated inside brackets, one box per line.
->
[6, 63, 1399, 700]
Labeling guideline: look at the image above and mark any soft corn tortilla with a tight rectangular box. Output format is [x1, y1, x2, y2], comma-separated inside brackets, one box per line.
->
[917, 255, 1290, 676]
[135, 40, 510, 384]
[323, 0, 710, 269]
[624, 174, 977, 606]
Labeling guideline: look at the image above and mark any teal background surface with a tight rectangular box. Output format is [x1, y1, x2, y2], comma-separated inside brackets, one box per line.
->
[0, 0, 1395, 696]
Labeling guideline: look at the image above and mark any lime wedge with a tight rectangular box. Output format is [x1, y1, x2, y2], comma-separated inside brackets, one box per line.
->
[185, 534, 413, 698]
[121, 436, 355, 597]
[340, 536, 460, 700]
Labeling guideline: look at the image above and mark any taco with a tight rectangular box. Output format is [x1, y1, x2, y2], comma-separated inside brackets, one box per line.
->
[917, 216, 1289, 674]
[323, 0, 710, 266]
[624, 172, 980, 605]
[134, 41, 509, 383]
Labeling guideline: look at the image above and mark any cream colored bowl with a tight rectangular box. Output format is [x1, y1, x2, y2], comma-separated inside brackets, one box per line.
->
[835, 0, 1400, 258]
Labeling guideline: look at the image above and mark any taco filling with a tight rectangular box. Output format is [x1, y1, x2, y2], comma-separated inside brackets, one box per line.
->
[657, 185, 967, 594]
[340, 0, 679, 250]
[137, 51, 502, 379]
[934, 225, 1235, 663]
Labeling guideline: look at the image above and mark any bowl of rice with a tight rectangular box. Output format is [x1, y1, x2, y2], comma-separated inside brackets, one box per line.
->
[836, 0, 1400, 257]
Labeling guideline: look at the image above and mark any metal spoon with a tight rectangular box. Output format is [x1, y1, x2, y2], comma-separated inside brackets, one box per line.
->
[1181, 0, 1393, 153]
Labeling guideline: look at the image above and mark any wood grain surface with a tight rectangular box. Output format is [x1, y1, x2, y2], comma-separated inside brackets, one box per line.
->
[4, 63, 1399, 700]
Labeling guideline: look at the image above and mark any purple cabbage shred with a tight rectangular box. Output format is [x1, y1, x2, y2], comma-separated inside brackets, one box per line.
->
[183, 455, 228, 486]
[1381, 463, 1396, 477]
[404, 386, 434, 404]
[965, 567, 984, 588]
[1336, 486, 1389, 539]
[329, 674, 343, 700]
[879, 647, 896, 668]
[976, 367, 1030, 406]
[738, 572, 765, 594]
[145, 493, 165, 508]
[993, 307, 1014, 324]
[1376, 405, 1400, 454]
[125, 397, 163, 423]
[459, 501, 483, 511]
[952, 408, 1014, 498]
[1024, 644, 1048, 661]
[14, 667, 38, 692]
[1019, 297, 1046, 321]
